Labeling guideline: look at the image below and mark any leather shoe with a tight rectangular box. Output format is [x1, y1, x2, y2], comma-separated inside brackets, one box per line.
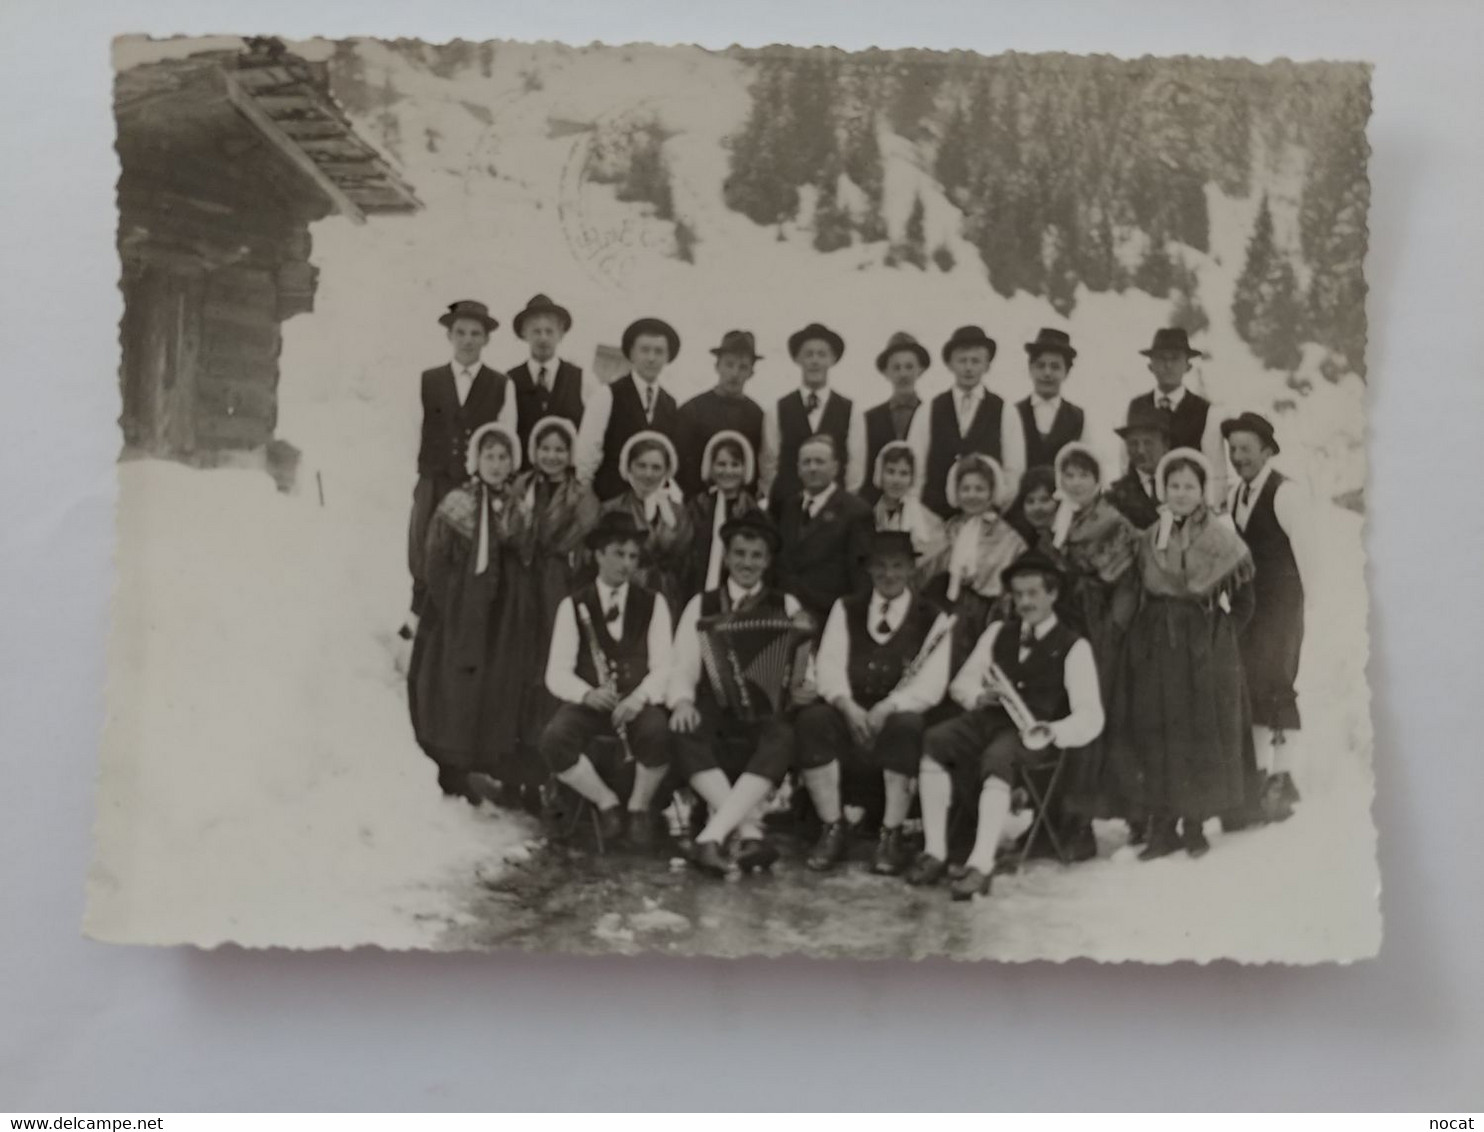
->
[949, 866, 993, 901]
[1137, 818, 1181, 861]
[1062, 820, 1098, 863]
[627, 809, 658, 853]
[734, 838, 779, 874]
[1261, 774, 1297, 823]
[1181, 819, 1210, 858]
[870, 827, 909, 876]
[596, 805, 625, 846]
[905, 852, 949, 887]
[947, 861, 971, 880]
[685, 838, 731, 877]
[806, 820, 849, 872]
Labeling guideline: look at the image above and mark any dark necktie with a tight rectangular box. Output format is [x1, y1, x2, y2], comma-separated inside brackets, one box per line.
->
[1239, 482, 1252, 509]
[643, 384, 655, 419]
[537, 365, 549, 394]
[805, 391, 820, 414]
[604, 596, 621, 624]
[801, 495, 813, 521]
[1157, 394, 1173, 412]
[875, 601, 892, 638]
[1019, 625, 1034, 661]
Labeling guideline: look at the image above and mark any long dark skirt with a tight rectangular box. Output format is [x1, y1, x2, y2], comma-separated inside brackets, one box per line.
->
[506, 552, 582, 789]
[1109, 595, 1255, 821]
[1060, 575, 1132, 820]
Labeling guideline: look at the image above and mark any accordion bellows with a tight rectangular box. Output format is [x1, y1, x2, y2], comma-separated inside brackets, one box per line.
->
[697, 613, 813, 719]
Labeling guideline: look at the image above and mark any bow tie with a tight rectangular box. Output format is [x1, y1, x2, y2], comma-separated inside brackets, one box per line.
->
[1156, 395, 1174, 411]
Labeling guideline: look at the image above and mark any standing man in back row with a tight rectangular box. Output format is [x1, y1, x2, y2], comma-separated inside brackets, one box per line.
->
[922, 325, 1026, 519]
[577, 317, 683, 502]
[759, 322, 865, 508]
[507, 293, 591, 457]
[675, 330, 765, 497]
[404, 299, 516, 634]
[1130, 327, 1227, 508]
[1014, 328, 1086, 470]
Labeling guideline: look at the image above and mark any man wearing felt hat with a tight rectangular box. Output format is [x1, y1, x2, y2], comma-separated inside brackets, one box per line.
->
[1128, 327, 1227, 508]
[1014, 328, 1088, 471]
[759, 322, 866, 507]
[1223, 411, 1317, 823]
[795, 529, 954, 874]
[922, 324, 1026, 518]
[507, 293, 595, 456]
[857, 332, 933, 506]
[667, 510, 813, 878]
[1107, 399, 1174, 529]
[540, 509, 675, 849]
[911, 549, 1105, 900]
[675, 329, 766, 497]
[574, 317, 683, 502]
[403, 300, 517, 636]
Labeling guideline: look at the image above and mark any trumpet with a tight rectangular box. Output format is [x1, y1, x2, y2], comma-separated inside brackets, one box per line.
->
[983, 660, 1054, 751]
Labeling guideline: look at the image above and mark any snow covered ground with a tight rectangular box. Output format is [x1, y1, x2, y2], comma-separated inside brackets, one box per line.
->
[86, 40, 1378, 956]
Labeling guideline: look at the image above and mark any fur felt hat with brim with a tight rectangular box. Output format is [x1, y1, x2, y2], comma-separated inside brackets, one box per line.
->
[875, 331, 930, 374]
[710, 329, 762, 362]
[1024, 327, 1077, 363]
[865, 529, 919, 562]
[1139, 327, 1203, 358]
[788, 322, 845, 361]
[941, 324, 998, 365]
[719, 509, 781, 553]
[584, 509, 650, 551]
[512, 293, 572, 337]
[622, 317, 681, 362]
[439, 299, 499, 332]
[1000, 548, 1066, 592]
[1220, 411, 1281, 455]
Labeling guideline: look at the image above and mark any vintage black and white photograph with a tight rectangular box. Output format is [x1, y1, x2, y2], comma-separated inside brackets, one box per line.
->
[88, 34, 1379, 961]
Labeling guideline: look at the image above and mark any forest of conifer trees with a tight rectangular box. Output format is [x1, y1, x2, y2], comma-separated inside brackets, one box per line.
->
[722, 50, 1370, 376]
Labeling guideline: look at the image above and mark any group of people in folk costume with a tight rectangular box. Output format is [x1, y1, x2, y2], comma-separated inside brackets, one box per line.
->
[402, 293, 1315, 899]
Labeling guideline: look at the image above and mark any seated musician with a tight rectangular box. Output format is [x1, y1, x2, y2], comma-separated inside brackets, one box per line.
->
[795, 530, 954, 875]
[539, 510, 674, 849]
[668, 511, 814, 878]
[911, 550, 1105, 900]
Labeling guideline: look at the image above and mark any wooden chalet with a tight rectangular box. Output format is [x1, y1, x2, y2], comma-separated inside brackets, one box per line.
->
[115, 38, 421, 468]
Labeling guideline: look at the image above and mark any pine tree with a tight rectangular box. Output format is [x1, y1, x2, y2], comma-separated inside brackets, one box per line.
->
[934, 100, 971, 204]
[1134, 238, 1175, 298]
[813, 177, 854, 253]
[895, 192, 928, 268]
[1233, 195, 1277, 341]
[1170, 259, 1210, 335]
[723, 64, 799, 225]
[1248, 257, 1304, 370]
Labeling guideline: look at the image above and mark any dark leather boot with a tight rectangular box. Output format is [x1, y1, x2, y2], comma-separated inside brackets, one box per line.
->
[1138, 817, 1181, 861]
[905, 852, 949, 887]
[871, 826, 909, 875]
[627, 809, 658, 853]
[734, 838, 779, 874]
[806, 820, 850, 871]
[685, 838, 731, 877]
[949, 866, 994, 901]
[596, 804, 625, 846]
[1181, 818, 1211, 858]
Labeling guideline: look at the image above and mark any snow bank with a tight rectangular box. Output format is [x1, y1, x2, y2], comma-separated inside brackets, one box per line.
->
[87, 461, 535, 949]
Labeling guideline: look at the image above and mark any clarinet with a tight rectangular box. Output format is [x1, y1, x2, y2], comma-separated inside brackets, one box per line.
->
[890, 614, 958, 693]
[575, 602, 634, 762]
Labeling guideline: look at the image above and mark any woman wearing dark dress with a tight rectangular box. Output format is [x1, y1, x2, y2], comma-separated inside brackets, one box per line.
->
[411, 422, 527, 802]
[598, 430, 694, 618]
[1046, 443, 1141, 856]
[683, 429, 761, 602]
[1111, 448, 1257, 860]
[506, 416, 600, 807]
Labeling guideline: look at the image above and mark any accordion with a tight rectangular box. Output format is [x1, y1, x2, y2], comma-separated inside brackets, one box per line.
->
[697, 613, 813, 720]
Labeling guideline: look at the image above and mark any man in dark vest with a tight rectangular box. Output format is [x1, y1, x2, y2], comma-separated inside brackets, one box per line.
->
[675, 329, 765, 497]
[668, 511, 812, 877]
[1015, 328, 1087, 470]
[1131, 327, 1227, 507]
[540, 510, 674, 848]
[576, 317, 682, 502]
[404, 299, 515, 633]
[922, 325, 1025, 518]
[910, 551, 1105, 900]
[856, 332, 931, 506]
[760, 322, 863, 507]
[507, 293, 590, 456]
[772, 434, 874, 625]
[1107, 400, 1173, 530]
[795, 530, 953, 874]
[1223, 412, 1315, 823]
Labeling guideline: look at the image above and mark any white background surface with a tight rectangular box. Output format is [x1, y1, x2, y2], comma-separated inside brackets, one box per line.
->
[1, 0, 1481, 1112]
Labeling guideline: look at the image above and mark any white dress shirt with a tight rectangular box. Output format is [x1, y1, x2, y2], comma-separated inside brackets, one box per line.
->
[1229, 462, 1319, 589]
[1028, 393, 1064, 435]
[667, 580, 803, 708]
[946, 383, 1026, 495]
[949, 616, 1105, 749]
[545, 581, 673, 706]
[573, 374, 669, 487]
[799, 480, 838, 519]
[815, 592, 952, 715]
[758, 384, 869, 499]
[1151, 384, 1229, 507]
